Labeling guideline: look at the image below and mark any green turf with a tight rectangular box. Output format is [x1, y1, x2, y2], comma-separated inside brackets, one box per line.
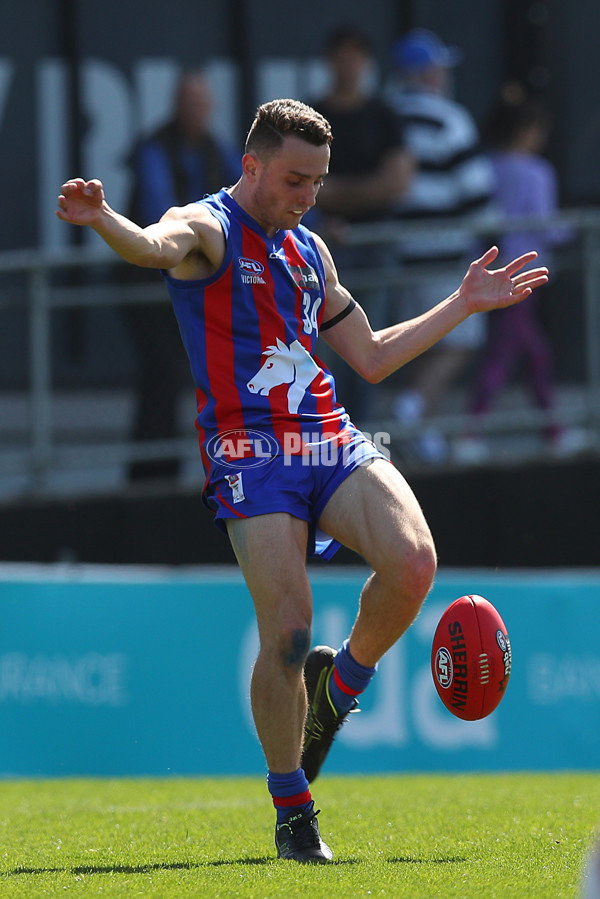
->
[0, 773, 598, 897]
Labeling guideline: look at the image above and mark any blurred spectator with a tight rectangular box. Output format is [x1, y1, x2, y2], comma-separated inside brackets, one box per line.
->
[457, 82, 582, 462]
[124, 71, 240, 482]
[310, 26, 414, 421]
[385, 29, 495, 462]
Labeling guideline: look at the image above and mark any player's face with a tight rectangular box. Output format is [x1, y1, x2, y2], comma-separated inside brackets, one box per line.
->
[248, 136, 329, 235]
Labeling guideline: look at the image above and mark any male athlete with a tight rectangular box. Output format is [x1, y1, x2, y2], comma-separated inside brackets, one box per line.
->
[57, 99, 548, 863]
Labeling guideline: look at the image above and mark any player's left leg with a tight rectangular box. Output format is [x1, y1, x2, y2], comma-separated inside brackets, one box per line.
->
[319, 457, 437, 666]
[301, 458, 436, 782]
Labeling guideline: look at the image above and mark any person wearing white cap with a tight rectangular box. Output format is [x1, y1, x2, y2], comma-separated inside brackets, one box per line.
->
[386, 29, 495, 464]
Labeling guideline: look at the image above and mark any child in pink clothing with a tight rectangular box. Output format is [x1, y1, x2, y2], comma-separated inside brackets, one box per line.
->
[466, 83, 572, 448]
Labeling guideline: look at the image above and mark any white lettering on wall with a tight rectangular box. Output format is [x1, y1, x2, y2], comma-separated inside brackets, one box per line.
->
[237, 600, 498, 753]
[28, 53, 383, 250]
[528, 653, 600, 705]
[132, 57, 180, 135]
[340, 642, 408, 747]
[36, 56, 241, 252]
[0, 652, 128, 706]
[82, 59, 133, 253]
[37, 59, 69, 249]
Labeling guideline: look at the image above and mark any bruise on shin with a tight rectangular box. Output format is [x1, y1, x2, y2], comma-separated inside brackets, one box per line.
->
[282, 628, 310, 669]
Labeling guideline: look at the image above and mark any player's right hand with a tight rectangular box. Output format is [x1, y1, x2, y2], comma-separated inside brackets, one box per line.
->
[56, 178, 106, 226]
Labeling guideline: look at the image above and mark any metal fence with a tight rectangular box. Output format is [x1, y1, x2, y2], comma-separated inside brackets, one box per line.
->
[1, 209, 599, 500]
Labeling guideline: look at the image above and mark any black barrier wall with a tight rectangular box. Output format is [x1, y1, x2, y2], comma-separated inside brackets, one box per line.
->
[1, 458, 598, 567]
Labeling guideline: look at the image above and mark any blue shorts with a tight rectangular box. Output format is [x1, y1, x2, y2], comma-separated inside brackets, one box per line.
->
[203, 427, 390, 560]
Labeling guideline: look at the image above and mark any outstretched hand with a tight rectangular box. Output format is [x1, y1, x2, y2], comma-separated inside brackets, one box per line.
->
[461, 246, 549, 314]
[56, 178, 106, 227]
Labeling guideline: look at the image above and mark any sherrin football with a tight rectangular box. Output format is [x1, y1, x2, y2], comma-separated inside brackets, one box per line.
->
[431, 595, 512, 720]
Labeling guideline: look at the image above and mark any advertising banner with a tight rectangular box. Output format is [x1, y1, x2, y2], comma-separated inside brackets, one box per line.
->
[0, 566, 598, 776]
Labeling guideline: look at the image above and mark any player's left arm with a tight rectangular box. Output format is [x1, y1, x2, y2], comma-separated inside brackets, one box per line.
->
[316, 237, 548, 384]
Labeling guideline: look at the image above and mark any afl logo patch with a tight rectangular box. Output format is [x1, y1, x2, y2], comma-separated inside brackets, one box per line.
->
[238, 257, 264, 275]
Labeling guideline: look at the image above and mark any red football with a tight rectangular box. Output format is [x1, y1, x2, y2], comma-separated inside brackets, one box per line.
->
[431, 595, 512, 720]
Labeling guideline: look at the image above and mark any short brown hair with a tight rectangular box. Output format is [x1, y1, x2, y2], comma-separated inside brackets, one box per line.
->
[245, 98, 332, 158]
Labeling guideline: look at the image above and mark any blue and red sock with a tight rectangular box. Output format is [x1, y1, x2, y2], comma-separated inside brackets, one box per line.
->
[328, 639, 377, 716]
[268, 643, 376, 819]
[267, 768, 313, 825]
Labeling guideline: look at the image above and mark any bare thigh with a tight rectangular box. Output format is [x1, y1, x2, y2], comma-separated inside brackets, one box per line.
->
[318, 458, 435, 573]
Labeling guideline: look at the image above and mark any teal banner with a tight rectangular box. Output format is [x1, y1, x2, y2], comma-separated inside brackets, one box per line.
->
[0, 566, 598, 776]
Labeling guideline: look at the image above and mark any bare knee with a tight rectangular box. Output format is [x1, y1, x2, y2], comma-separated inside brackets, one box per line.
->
[380, 533, 437, 612]
[280, 624, 311, 670]
[259, 618, 311, 675]
[407, 536, 437, 606]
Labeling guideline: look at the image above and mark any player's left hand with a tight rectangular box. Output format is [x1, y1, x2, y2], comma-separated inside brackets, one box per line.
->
[460, 246, 549, 314]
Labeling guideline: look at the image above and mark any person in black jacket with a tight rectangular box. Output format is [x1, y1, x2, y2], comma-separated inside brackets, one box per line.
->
[310, 27, 414, 421]
[124, 71, 240, 482]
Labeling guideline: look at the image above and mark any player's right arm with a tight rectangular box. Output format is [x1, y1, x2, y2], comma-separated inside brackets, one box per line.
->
[56, 178, 224, 278]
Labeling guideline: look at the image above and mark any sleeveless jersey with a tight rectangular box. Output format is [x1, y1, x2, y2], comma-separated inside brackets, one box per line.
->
[162, 189, 350, 473]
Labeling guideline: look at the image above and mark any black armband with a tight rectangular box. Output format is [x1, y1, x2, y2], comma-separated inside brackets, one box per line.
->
[319, 298, 357, 332]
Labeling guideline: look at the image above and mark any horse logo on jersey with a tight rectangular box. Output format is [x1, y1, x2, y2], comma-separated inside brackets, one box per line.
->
[247, 338, 321, 414]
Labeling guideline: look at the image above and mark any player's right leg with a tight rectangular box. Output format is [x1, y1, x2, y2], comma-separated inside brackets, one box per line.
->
[227, 512, 312, 774]
[226, 512, 332, 862]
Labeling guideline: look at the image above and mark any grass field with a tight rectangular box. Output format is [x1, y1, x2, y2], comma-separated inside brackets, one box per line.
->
[0, 772, 598, 898]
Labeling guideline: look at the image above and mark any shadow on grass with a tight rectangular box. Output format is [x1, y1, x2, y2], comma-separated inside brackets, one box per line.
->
[5, 856, 360, 876]
[5, 860, 267, 876]
[388, 856, 467, 864]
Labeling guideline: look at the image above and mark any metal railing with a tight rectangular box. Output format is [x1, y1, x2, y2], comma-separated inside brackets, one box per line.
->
[343, 209, 600, 461]
[1, 208, 600, 499]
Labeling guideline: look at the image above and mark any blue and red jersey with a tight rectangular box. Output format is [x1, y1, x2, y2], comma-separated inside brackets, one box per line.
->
[162, 189, 350, 474]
